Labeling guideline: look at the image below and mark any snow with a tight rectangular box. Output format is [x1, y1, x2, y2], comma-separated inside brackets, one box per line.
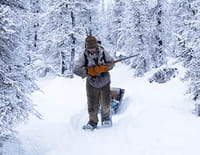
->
[147, 0, 158, 9]
[8, 63, 200, 155]
[103, 0, 115, 11]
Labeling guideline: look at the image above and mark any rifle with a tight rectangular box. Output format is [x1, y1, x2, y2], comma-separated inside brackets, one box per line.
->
[87, 54, 140, 76]
[105, 53, 140, 66]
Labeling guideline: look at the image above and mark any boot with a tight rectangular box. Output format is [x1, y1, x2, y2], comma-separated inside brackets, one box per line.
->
[82, 120, 97, 131]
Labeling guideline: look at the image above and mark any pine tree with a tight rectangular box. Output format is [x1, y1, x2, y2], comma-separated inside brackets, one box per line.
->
[128, 0, 151, 76]
[0, 0, 39, 136]
[36, 0, 98, 77]
[163, 0, 200, 106]
[179, 0, 200, 102]
[170, 0, 195, 65]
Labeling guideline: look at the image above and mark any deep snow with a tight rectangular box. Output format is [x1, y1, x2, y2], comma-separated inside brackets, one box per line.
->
[4, 63, 200, 155]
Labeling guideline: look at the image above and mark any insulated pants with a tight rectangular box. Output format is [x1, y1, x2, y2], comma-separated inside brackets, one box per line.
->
[86, 81, 111, 124]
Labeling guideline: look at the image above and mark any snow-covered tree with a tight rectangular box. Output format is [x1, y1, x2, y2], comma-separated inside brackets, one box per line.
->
[128, 0, 152, 77]
[168, 0, 195, 65]
[35, 0, 89, 77]
[160, 0, 200, 106]
[177, 0, 200, 102]
[106, 0, 126, 53]
[106, 0, 167, 76]
[0, 1, 39, 136]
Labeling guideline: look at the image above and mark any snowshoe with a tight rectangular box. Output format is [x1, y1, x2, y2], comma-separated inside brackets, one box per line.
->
[101, 116, 112, 127]
[82, 120, 97, 131]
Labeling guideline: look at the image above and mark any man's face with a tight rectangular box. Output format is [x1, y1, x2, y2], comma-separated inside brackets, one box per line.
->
[88, 48, 96, 54]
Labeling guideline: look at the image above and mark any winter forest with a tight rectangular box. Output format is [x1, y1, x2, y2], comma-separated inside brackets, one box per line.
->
[1, 0, 200, 154]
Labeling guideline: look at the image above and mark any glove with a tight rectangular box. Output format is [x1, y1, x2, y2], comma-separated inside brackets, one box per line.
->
[87, 65, 109, 76]
[94, 65, 108, 73]
[87, 67, 98, 76]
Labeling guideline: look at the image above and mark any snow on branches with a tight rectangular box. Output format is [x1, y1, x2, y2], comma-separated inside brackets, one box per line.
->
[0, 1, 39, 136]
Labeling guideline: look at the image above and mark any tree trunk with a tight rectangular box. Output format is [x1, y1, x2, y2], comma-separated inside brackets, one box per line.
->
[69, 11, 76, 77]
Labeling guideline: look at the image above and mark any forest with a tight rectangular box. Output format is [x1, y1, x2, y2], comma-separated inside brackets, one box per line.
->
[0, 0, 200, 151]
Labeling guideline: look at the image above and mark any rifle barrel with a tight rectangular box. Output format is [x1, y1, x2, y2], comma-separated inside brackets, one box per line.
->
[118, 54, 139, 61]
[108, 54, 140, 65]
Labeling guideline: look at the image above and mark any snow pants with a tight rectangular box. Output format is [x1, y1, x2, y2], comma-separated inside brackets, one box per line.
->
[86, 81, 111, 125]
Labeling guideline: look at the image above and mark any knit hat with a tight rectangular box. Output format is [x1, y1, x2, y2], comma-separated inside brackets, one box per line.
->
[85, 36, 98, 49]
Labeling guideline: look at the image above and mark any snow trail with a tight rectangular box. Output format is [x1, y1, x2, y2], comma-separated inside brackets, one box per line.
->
[13, 64, 200, 155]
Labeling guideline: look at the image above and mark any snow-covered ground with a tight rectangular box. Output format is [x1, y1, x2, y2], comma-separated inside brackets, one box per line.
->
[4, 63, 200, 155]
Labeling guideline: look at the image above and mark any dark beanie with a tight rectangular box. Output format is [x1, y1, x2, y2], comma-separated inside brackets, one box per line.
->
[85, 36, 98, 49]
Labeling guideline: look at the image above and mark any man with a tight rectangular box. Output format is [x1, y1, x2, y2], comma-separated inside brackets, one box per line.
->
[73, 36, 114, 130]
